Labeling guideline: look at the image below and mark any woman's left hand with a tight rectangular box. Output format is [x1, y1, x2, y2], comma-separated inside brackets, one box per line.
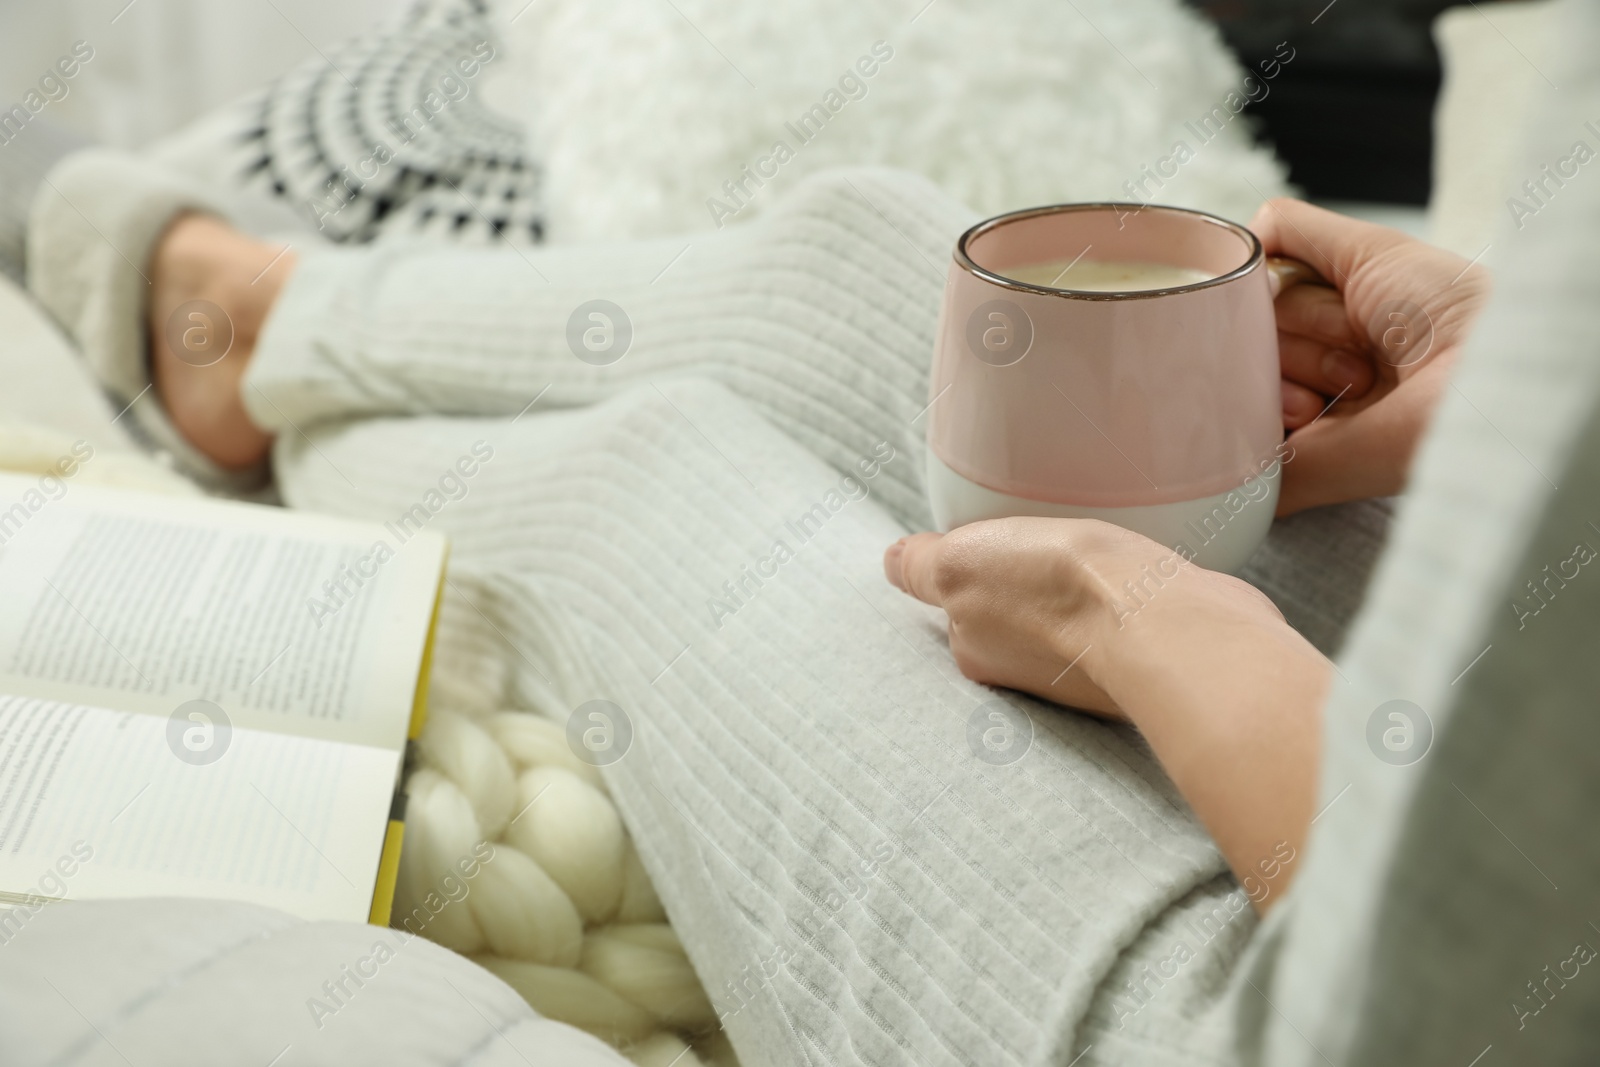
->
[884, 517, 1331, 908]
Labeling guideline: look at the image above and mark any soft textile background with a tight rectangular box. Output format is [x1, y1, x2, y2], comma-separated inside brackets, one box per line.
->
[0, 0, 387, 148]
[487, 0, 1291, 241]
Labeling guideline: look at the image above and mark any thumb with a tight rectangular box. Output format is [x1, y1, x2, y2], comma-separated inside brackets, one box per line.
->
[884, 532, 947, 606]
[1248, 197, 1412, 290]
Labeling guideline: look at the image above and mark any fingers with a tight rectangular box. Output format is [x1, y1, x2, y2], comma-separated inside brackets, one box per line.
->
[1270, 259, 1376, 407]
[1281, 380, 1325, 430]
[1275, 359, 1452, 515]
[1274, 283, 1361, 349]
[884, 532, 946, 606]
[1277, 333, 1374, 399]
[1248, 197, 1414, 288]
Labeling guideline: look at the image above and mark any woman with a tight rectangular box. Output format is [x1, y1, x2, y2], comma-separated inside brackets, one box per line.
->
[124, 185, 1489, 917]
[22, 8, 1600, 1059]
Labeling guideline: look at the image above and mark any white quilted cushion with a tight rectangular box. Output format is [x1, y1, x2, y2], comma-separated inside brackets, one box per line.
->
[0, 897, 629, 1067]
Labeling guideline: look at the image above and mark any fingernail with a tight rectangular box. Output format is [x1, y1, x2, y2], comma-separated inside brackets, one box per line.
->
[1321, 350, 1370, 392]
[1280, 381, 1315, 424]
[884, 539, 906, 590]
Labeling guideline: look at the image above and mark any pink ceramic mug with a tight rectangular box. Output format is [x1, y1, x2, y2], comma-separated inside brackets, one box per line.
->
[925, 202, 1293, 572]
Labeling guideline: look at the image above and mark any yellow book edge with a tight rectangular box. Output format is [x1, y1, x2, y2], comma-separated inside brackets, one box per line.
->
[367, 816, 406, 926]
[407, 554, 449, 742]
[370, 553, 448, 926]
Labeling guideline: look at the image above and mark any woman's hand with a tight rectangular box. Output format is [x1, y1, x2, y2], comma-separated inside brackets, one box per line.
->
[885, 517, 1332, 909]
[883, 517, 1288, 718]
[1254, 199, 1493, 515]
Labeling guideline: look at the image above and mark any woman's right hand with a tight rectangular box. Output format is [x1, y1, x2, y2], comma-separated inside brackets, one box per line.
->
[1252, 199, 1494, 516]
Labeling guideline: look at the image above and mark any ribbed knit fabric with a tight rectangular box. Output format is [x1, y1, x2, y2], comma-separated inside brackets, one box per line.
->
[245, 169, 1282, 1065]
[1236, 3, 1600, 1063]
[244, 169, 959, 530]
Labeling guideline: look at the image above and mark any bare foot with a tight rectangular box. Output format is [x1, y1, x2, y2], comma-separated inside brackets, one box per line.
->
[148, 214, 296, 469]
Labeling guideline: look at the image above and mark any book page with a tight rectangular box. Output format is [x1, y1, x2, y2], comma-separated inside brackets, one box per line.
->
[0, 694, 396, 923]
[0, 473, 444, 751]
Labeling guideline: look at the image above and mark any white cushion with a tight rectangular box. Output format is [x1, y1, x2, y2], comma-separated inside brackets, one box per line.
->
[0, 273, 201, 492]
[0, 272, 129, 447]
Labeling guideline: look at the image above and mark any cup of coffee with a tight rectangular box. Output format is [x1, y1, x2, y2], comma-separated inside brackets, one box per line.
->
[924, 203, 1290, 573]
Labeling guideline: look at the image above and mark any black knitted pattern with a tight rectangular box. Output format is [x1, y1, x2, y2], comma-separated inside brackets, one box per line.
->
[232, 0, 544, 247]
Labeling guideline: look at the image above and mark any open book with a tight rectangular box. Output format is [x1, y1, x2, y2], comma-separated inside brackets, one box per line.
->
[0, 472, 446, 927]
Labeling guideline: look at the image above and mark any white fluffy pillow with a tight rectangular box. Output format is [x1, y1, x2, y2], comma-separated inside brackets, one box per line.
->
[488, 0, 1289, 241]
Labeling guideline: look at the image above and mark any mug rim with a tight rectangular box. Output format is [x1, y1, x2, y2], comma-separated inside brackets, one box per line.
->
[954, 202, 1265, 301]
